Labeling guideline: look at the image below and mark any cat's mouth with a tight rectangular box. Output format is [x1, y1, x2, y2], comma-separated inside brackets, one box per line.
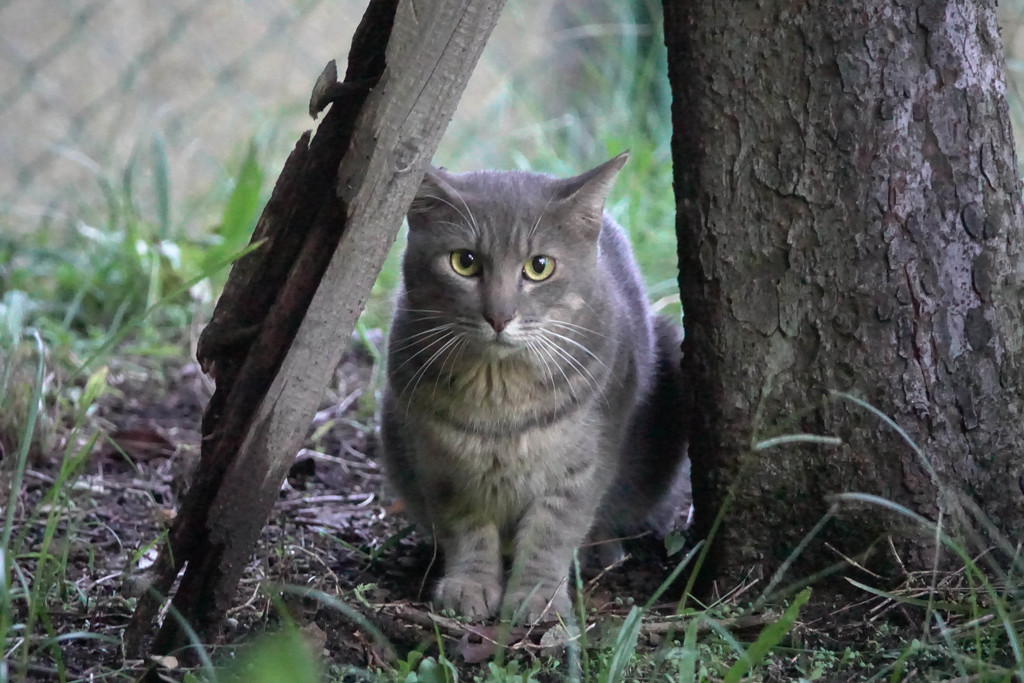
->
[482, 332, 525, 357]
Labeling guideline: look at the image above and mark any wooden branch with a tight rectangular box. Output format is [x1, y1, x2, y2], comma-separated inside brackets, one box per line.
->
[126, 0, 506, 659]
[124, 3, 396, 659]
[354, 601, 775, 661]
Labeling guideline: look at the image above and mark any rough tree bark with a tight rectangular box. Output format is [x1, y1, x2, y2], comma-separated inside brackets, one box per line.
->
[663, 0, 1024, 587]
[126, 0, 506, 657]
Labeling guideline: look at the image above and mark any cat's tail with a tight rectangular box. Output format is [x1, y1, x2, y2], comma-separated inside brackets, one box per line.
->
[640, 315, 692, 535]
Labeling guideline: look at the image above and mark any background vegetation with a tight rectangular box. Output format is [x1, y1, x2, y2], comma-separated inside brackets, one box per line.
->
[1, 0, 1023, 680]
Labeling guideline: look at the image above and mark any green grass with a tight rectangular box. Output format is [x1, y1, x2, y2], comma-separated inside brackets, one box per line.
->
[0, 126, 268, 681]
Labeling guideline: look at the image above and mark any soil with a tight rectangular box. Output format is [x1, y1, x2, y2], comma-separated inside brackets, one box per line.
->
[10, 342, 701, 682]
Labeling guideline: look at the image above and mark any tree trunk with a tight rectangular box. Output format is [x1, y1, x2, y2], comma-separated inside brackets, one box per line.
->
[126, 0, 506, 658]
[663, 0, 1024, 587]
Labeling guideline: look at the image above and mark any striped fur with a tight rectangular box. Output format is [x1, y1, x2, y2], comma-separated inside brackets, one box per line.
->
[380, 154, 687, 623]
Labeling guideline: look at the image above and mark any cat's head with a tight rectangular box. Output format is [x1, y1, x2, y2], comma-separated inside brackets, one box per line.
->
[398, 153, 627, 359]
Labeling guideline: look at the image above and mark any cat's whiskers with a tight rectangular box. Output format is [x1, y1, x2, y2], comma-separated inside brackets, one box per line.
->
[534, 333, 604, 404]
[526, 193, 556, 243]
[400, 314, 452, 324]
[539, 328, 607, 369]
[417, 193, 480, 238]
[545, 318, 610, 340]
[452, 335, 472, 370]
[389, 323, 457, 355]
[543, 322, 627, 391]
[445, 185, 481, 238]
[391, 327, 459, 377]
[400, 332, 464, 405]
[526, 339, 562, 395]
[432, 335, 469, 398]
[524, 339, 549, 385]
[395, 307, 446, 315]
[436, 220, 474, 234]
[395, 320, 455, 339]
[517, 321, 584, 395]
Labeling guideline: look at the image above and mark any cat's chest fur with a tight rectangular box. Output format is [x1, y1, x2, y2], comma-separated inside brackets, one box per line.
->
[410, 359, 601, 520]
[426, 355, 596, 432]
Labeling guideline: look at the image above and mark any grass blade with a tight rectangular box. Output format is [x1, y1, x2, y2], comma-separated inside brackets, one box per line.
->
[753, 434, 842, 451]
[886, 638, 922, 683]
[830, 391, 937, 482]
[599, 605, 643, 683]
[278, 585, 392, 657]
[217, 140, 265, 250]
[151, 131, 172, 239]
[646, 540, 702, 611]
[1, 330, 45, 552]
[73, 239, 263, 377]
[677, 614, 701, 683]
[723, 587, 811, 683]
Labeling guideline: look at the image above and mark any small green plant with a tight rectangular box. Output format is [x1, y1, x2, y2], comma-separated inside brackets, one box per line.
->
[393, 654, 460, 683]
[722, 588, 811, 682]
[0, 134, 273, 682]
[0, 135, 268, 375]
[219, 627, 322, 683]
[482, 659, 543, 682]
[0, 329, 120, 680]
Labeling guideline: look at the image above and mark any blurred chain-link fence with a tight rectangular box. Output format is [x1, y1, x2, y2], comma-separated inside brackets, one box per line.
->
[0, 0, 367, 232]
[3, 1, 1024, 238]
[0, 0, 546, 237]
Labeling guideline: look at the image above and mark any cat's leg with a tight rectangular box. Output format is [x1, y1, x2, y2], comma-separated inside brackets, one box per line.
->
[433, 519, 502, 619]
[505, 487, 599, 624]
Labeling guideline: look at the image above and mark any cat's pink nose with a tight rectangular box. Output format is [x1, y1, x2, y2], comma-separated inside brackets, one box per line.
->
[484, 313, 514, 333]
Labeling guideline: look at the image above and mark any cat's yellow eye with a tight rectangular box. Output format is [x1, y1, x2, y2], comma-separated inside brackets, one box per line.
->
[450, 249, 481, 277]
[523, 255, 556, 282]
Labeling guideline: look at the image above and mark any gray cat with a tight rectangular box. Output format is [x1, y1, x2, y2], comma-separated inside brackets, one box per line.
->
[380, 153, 688, 624]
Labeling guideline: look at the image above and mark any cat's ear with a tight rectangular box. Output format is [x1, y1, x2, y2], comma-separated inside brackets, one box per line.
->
[408, 166, 458, 230]
[552, 152, 628, 234]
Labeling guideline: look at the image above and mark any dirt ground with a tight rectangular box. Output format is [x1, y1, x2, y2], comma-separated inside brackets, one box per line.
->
[12, 334, 973, 682]
[15, 339, 713, 681]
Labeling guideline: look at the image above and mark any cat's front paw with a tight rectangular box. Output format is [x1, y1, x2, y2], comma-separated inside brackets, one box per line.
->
[506, 583, 572, 625]
[433, 575, 501, 619]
